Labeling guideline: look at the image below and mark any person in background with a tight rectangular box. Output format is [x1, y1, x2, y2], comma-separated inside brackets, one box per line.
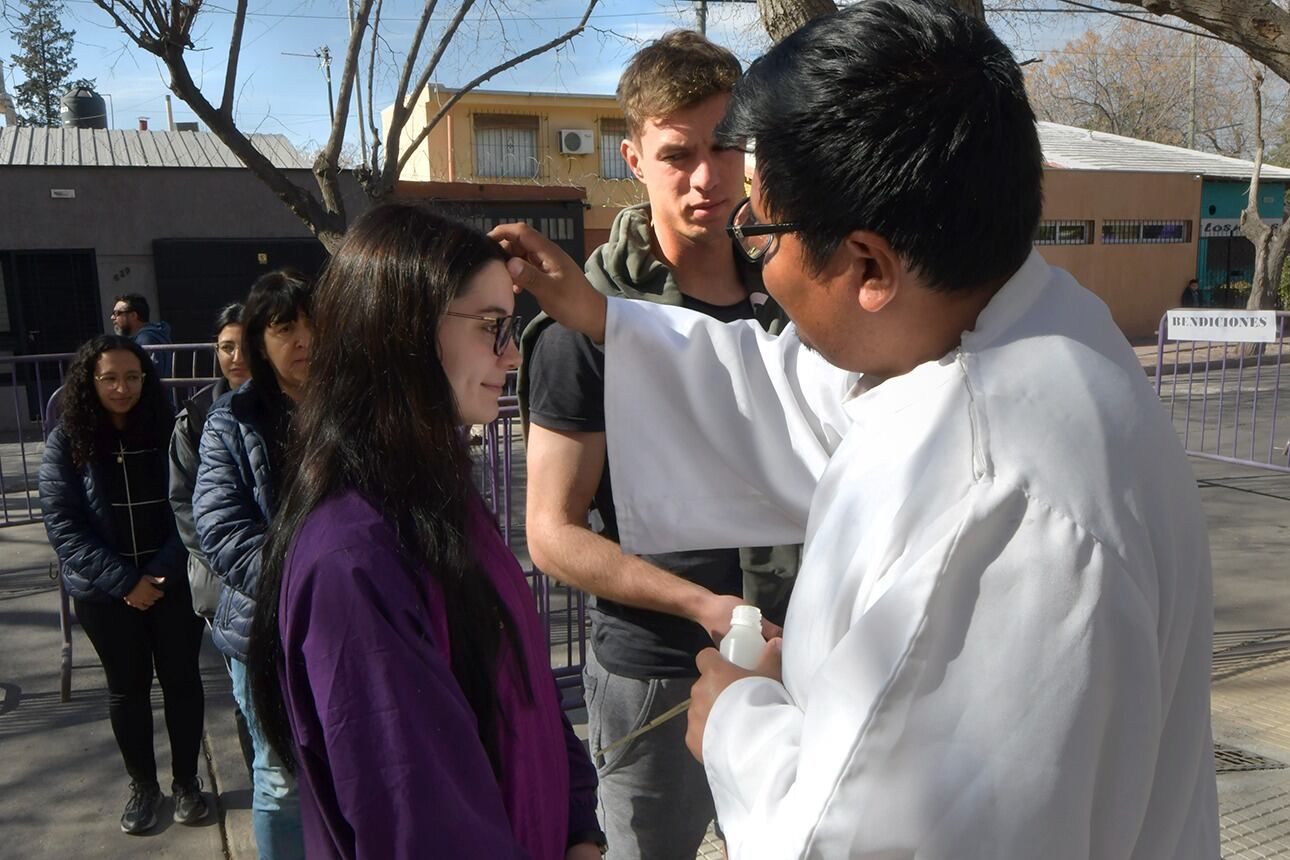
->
[168, 302, 254, 772]
[39, 334, 207, 836]
[1181, 277, 1203, 307]
[246, 203, 603, 860]
[112, 293, 173, 377]
[521, 31, 794, 859]
[194, 272, 311, 860]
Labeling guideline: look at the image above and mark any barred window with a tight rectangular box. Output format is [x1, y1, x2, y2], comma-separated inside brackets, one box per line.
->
[1034, 220, 1093, 245]
[1101, 219, 1191, 245]
[473, 114, 540, 179]
[599, 119, 632, 180]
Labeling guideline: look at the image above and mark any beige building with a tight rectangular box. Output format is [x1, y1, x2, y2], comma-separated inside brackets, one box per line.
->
[388, 92, 1290, 340]
[1037, 122, 1290, 340]
[384, 86, 646, 254]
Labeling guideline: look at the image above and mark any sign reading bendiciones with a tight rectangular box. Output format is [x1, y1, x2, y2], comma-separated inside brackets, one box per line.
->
[1167, 309, 1278, 343]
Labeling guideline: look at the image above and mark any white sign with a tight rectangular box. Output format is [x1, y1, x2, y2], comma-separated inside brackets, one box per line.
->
[1200, 217, 1280, 237]
[49, 188, 75, 199]
[1166, 309, 1278, 343]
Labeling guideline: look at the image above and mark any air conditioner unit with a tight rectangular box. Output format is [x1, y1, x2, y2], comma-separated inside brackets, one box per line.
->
[559, 129, 594, 155]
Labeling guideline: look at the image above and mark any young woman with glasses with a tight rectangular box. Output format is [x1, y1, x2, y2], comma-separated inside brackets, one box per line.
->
[39, 334, 208, 835]
[246, 202, 602, 859]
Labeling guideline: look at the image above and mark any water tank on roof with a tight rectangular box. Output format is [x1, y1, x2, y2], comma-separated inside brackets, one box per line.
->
[60, 84, 107, 129]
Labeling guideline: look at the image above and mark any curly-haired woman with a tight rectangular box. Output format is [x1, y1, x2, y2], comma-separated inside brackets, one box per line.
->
[39, 334, 208, 835]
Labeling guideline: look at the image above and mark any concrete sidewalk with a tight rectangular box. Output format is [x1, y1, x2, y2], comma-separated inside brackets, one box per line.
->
[0, 521, 254, 860]
[2, 455, 1289, 859]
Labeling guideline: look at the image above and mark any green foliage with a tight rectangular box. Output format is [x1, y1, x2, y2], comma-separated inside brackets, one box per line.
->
[9, 0, 77, 127]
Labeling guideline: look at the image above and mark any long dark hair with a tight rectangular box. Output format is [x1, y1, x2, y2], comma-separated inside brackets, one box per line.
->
[61, 334, 172, 469]
[239, 270, 311, 479]
[249, 202, 528, 775]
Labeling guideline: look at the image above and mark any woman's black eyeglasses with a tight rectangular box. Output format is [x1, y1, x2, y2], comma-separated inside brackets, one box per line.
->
[726, 196, 803, 265]
[444, 312, 523, 356]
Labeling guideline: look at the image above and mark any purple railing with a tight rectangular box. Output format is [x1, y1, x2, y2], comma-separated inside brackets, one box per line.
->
[5, 348, 587, 706]
[1155, 311, 1290, 474]
[478, 385, 589, 709]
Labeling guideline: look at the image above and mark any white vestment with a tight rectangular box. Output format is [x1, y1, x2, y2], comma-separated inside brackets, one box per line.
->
[601, 251, 1218, 859]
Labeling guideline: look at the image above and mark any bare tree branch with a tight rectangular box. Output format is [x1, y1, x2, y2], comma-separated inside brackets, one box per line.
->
[315, 0, 377, 226]
[390, 0, 598, 183]
[220, 0, 247, 117]
[1111, 0, 1290, 86]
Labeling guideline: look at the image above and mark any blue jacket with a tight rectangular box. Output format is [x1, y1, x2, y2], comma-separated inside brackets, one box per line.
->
[134, 321, 173, 378]
[194, 381, 279, 661]
[39, 425, 187, 602]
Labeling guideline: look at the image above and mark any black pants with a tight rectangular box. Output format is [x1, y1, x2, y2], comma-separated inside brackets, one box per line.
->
[74, 588, 206, 787]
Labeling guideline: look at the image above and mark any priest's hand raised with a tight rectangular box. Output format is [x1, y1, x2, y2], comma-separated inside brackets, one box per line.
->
[687, 638, 784, 764]
[490, 223, 608, 344]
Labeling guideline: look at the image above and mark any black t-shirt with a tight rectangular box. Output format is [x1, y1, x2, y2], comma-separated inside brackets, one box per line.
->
[527, 294, 757, 680]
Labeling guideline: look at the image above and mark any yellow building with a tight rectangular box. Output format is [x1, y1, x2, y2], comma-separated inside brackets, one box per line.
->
[384, 86, 646, 255]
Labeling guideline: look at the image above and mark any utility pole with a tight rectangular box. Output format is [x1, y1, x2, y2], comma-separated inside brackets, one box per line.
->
[1188, 32, 1198, 149]
[697, 0, 707, 35]
[283, 46, 335, 125]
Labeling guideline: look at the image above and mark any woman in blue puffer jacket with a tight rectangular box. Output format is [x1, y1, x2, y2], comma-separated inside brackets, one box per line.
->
[193, 271, 311, 860]
[39, 334, 208, 836]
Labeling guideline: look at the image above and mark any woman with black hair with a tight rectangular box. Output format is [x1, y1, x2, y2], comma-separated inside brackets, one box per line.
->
[39, 334, 208, 835]
[246, 203, 602, 859]
[194, 273, 311, 860]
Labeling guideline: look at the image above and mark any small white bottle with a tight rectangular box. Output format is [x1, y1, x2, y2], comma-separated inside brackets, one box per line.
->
[720, 605, 767, 670]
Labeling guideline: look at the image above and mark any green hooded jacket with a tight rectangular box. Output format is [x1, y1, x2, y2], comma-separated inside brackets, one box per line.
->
[517, 203, 801, 624]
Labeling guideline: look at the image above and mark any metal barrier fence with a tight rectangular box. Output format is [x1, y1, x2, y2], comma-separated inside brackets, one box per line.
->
[479, 396, 589, 709]
[1155, 311, 1290, 474]
[4, 347, 589, 707]
[1, 344, 220, 527]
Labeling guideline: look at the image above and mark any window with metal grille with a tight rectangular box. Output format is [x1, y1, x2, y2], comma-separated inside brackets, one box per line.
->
[1101, 219, 1191, 245]
[599, 119, 632, 180]
[1034, 220, 1093, 245]
[473, 114, 540, 179]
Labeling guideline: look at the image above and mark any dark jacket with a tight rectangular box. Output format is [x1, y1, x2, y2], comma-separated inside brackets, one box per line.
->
[134, 321, 174, 377]
[193, 381, 280, 661]
[39, 424, 187, 603]
[169, 378, 232, 617]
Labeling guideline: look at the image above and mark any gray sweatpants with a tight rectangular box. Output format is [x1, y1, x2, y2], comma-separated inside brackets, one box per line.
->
[584, 646, 717, 860]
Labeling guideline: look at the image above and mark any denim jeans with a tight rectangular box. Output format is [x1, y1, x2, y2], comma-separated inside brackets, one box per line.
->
[227, 657, 304, 860]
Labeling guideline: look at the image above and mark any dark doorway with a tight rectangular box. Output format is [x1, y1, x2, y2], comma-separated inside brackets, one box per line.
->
[0, 249, 102, 419]
[0, 250, 102, 355]
[154, 238, 329, 344]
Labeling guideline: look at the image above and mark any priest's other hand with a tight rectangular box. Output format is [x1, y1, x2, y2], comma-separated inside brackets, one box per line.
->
[687, 638, 784, 763]
[489, 223, 608, 344]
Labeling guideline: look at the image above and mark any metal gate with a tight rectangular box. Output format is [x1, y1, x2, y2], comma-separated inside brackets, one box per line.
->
[1155, 310, 1290, 473]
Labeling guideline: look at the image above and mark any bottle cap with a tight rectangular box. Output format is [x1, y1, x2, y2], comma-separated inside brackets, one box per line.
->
[731, 604, 763, 627]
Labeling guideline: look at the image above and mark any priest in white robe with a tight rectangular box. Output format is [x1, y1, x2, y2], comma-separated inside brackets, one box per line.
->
[494, 1, 1219, 857]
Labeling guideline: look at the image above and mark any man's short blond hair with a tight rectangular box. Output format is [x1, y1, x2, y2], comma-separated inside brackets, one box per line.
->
[617, 30, 742, 139]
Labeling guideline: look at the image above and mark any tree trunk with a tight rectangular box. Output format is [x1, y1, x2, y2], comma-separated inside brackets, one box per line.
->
[756, 0, 983, 41]
[756, 0, 837, 42]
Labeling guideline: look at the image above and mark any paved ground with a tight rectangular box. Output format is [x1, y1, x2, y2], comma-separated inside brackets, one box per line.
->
[3, 440, 1290, 858]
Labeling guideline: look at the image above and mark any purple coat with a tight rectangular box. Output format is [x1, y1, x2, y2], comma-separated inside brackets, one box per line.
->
[278, 490, 598, 859]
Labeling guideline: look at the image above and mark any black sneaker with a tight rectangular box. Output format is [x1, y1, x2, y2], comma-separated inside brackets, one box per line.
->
[120, 781, 161, 834]
[172, 777, 209, 825]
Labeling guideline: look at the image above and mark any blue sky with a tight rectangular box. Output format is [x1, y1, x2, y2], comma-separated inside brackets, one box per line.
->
[0, 0, 1102, 151]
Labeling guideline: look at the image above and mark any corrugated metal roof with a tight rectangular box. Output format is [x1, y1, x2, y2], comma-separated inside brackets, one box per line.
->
[0, 126, 311, 169]
[1039, 121, 1290, 181]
